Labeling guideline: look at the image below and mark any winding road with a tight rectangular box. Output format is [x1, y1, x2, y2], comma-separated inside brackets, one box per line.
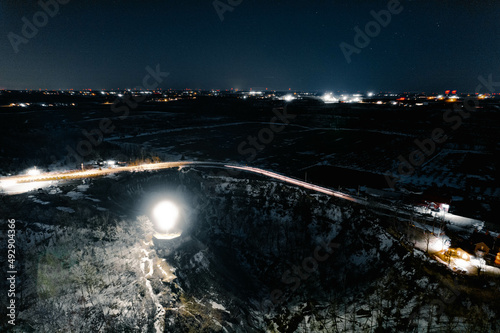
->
[0, 161, 364, 204]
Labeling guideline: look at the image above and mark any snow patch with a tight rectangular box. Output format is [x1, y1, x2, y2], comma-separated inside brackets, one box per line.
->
[48, 187, 62, 195]
[56, 206, 75, 213]
[210, 301, 229, 313]
[32, 198, 50, 205]
[76, 184, 89, 192]
[66, 191, 85, 200]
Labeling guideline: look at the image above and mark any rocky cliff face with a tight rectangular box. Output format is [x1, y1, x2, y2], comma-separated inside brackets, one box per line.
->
[149, 170, 499, 332]
[138, 170, 408, 332]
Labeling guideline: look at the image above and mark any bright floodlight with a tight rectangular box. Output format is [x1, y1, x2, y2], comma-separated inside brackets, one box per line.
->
[153, 201, 179, 232]
[27, 167, 41, 176]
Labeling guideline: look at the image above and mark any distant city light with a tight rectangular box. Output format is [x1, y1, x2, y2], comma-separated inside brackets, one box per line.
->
[283, 94, 295, 102]
[367, 92, 374, 97]
[153, 201, 179, 232]
[322, 93, 337, 103]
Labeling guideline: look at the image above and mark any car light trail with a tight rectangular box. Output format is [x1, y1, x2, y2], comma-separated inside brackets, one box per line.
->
[225, 165, 365, 204]
[0, 161, 367, 205]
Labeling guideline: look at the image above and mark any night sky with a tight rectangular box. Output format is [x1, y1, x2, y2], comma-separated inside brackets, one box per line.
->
[0, 0, 499, 92]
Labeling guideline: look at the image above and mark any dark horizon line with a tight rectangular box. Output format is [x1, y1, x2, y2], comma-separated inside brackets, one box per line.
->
[1, 88, 492, 95]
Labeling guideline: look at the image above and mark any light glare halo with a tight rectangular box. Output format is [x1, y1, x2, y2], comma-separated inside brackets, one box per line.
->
[153, 201, 179, 232]
[27, 168, 41, 176]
